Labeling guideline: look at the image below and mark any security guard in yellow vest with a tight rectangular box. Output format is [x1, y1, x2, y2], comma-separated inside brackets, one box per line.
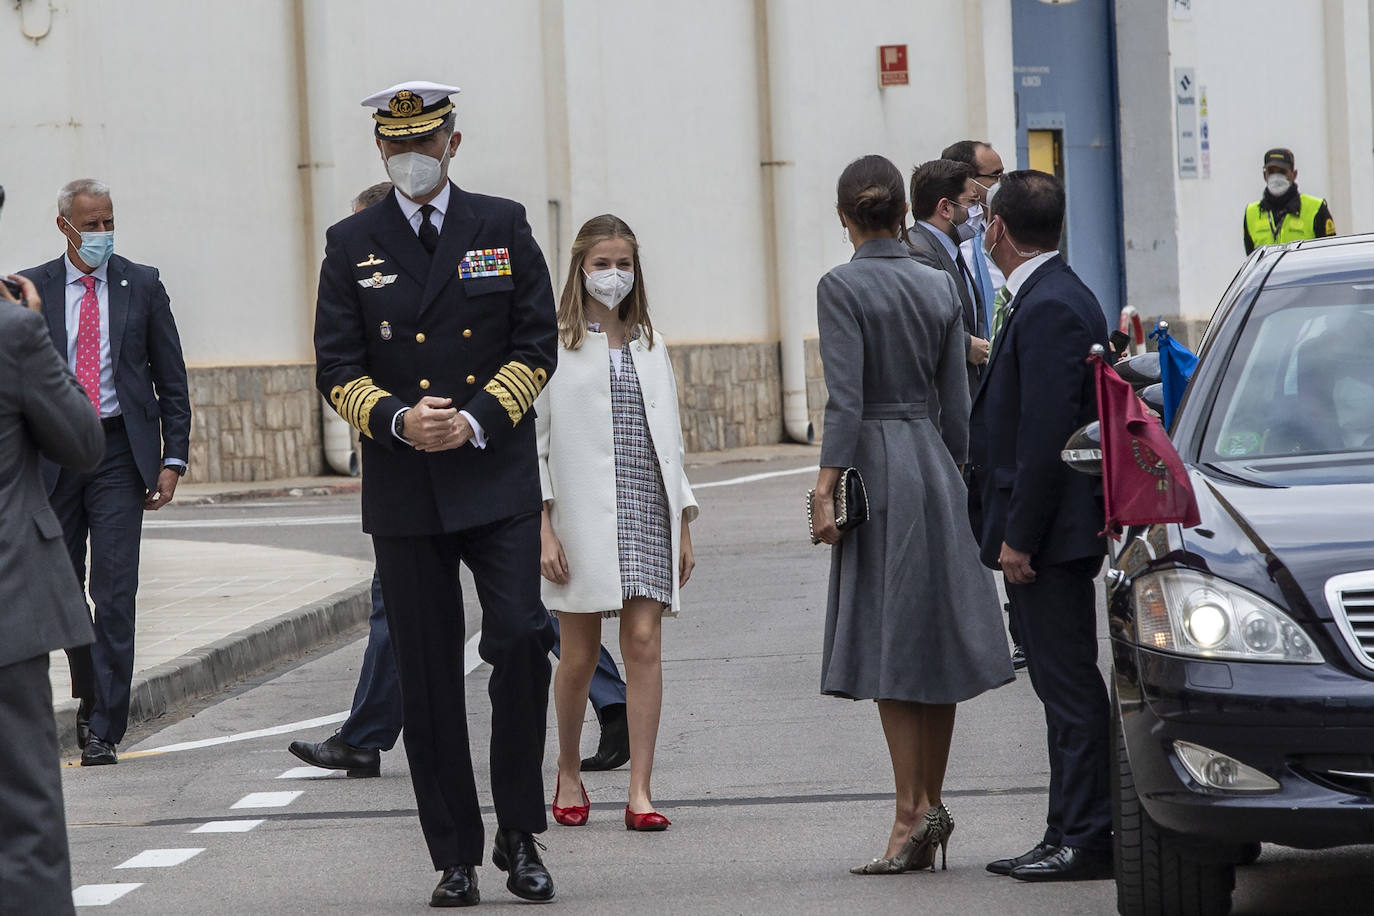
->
[1243, 147, 1335, 254]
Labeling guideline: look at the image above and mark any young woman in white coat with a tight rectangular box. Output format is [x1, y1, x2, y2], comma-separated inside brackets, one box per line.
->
[537, 215, 698, 831]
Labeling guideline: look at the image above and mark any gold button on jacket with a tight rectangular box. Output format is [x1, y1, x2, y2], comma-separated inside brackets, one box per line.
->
[416, 332, 426, 343]
[419, 379, 431, 390]
[465, 374, 476, 385]
[462, 329, 472, 338]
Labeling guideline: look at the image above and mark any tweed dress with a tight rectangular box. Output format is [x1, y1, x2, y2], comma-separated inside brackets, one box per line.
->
[609, 332, 674, 615]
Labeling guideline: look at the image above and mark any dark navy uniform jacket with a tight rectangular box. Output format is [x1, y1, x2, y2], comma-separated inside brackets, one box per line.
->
[314, 182, 557, 536]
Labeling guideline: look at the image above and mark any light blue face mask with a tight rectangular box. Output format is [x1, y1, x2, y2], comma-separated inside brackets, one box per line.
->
[63, 218, 114, 269]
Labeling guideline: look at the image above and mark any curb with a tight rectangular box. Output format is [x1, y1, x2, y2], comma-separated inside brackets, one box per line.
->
[175, 479, 362, 506]
[56, 577, 373, 758]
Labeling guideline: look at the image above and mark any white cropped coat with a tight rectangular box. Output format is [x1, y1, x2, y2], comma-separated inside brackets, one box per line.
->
[535, 330, 698, 614]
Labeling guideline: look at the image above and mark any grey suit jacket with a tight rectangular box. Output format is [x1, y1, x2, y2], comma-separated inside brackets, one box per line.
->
[0, 303, 103, 668]
[906, 222, 982, 395]
[22, 254, 191, 491]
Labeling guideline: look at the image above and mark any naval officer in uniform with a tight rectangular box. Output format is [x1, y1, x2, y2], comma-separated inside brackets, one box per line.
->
[314, 81, 558, 908]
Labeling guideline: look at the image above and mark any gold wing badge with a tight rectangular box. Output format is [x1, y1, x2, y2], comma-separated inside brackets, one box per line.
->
[358, 270, 398, 289]
[356, 253, 386, 267]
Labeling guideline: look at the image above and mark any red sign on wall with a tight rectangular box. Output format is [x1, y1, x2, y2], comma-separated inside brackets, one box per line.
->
[878, 44, 908, 87]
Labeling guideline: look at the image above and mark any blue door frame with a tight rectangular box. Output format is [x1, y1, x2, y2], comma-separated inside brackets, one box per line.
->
[1011, 0, 1125, 320]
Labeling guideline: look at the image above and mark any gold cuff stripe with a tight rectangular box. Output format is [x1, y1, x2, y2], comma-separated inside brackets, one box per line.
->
[495, 368, 537, 410]
[483, 380, 524, 426]
[372, 101, 454, 128]
[329, 375, 392, 439]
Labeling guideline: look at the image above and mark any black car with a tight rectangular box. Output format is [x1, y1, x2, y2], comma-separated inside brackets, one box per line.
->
[1089, 235, 1374, 916]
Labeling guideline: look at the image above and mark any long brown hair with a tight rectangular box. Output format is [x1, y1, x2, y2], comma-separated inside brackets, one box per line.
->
[556, 214, 654, 350]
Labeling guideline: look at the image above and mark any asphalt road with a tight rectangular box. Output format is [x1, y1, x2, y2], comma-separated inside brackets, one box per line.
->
[61, 451, 1374, 914]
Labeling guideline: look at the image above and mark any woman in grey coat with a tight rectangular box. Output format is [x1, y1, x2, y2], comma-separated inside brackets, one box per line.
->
[811, 155, 1013, 875]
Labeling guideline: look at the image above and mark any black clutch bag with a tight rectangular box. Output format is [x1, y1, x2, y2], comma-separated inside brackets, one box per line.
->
[807, 467, 869, 545]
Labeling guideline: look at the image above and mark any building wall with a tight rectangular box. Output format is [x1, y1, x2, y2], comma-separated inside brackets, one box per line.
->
[1, 1, 1013, 478]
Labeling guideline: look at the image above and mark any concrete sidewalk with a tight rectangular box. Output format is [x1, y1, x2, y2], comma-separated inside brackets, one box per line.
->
[51, 442, 821, 757]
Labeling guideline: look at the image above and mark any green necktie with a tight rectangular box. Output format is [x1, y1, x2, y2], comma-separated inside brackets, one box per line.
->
[990, 286, 1011, 341]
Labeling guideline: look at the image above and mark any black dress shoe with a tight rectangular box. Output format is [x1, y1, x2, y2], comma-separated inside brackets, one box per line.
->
[491, 828, 555, 902]
[288, 732, 380, 777]
[76, 698, 93, 750]
[430, 864, 479, 908]
[1009, 845, 1112, 882]
[580, 703, 629, 772]
[1011, 644, 1028, 670]
[80, 737, 118, 766]
[987, 841, 1057, 875]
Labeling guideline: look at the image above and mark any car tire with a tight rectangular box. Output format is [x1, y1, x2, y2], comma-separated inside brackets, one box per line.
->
[1112, 693, 1236, 916]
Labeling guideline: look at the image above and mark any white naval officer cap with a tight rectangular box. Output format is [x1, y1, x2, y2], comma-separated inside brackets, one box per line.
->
[360, 81, 461, 139]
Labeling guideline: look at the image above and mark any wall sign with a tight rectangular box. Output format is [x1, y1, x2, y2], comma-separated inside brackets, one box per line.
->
[878, 45, 908, 87]
[1175, 67, 1199, 179]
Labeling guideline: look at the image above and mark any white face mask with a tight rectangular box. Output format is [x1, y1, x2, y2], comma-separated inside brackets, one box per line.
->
[583, 267, 634, 310]
[1266, 173, 1292, 197]
[385, 147, 449, 199]
[956, 203, 986, 242]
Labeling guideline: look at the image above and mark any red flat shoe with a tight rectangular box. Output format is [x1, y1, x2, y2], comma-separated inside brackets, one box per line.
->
[552, 773, 590, 827]
[624, 806, 671, 831]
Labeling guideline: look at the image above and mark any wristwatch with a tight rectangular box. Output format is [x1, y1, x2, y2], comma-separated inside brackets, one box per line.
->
[393, 407, 410, 439]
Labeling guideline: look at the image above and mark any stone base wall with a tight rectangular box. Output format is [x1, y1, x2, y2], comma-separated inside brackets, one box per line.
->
[186, 364, 325, 483]
[184, 344, 832, 481]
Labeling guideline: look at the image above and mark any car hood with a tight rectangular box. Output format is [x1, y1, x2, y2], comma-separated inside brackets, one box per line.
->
[1183, 472, 1374, 619]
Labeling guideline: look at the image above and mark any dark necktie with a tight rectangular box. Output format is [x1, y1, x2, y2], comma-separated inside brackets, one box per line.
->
[954, 248, 984, 336]
[418, 204, 438, 254]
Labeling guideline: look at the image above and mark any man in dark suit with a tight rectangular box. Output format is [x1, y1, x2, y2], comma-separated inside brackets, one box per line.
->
[0, 264, 104, 914]
[314, 81, 558, 907]
[22, 179, 192, 767]
[906, 158, 989, 396]
[967, 170, 1113, 882]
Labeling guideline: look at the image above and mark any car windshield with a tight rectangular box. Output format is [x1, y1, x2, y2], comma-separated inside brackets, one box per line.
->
[1203, 278, 1374, 484]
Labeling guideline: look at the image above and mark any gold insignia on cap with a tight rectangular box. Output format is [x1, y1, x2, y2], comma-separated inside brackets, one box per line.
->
[390, 90, 422, 118]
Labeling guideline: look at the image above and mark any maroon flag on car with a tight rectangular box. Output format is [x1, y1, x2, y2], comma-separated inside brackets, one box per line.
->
[1090, 352, 1201, 538]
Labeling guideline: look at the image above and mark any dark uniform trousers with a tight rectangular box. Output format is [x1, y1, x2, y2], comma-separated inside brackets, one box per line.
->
[374, 511, 555, 869]
[49, 420, 146, 745]
[1005, 554, 1111, 850]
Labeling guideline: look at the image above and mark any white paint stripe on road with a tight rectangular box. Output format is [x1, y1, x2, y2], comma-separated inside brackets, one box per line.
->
[134, 711, 349, 755]
[115, 848, 204, 869]
[192, 820, 264, 833]
[231, 791, 302, 809]
[143, 514, 359, 529]
[692, 465, 816, 489]
[277, 766, 345, 779]
[464, 630, 484, 674]
[73, 884, 142, 906]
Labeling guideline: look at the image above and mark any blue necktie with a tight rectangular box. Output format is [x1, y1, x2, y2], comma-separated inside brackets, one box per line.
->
[971, 229, 995, 337]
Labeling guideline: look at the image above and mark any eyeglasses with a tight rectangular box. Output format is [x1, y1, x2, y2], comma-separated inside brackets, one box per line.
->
[975, 170, 1004, 181]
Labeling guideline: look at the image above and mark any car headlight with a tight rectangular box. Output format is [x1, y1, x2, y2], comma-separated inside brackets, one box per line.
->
[1132, 569, 1323, 663]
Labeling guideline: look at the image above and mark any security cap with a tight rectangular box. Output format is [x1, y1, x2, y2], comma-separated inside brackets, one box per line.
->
[1263, 147, 1295, 170]
[361, 81, 460, 139]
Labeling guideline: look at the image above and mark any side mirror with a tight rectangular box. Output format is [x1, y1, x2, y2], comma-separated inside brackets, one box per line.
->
[1115, 351, 1161, 391]
[1061, 420, 1103, 476]
[1139, 383, 1165, 419]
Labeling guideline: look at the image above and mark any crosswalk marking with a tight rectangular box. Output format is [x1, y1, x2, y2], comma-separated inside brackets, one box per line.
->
[73, 883, 143, 906]
[278, 766, 345, 779]
[115, 848, 204, 869]
[231, 791, 302, 809]
[192, 819, 264, 833]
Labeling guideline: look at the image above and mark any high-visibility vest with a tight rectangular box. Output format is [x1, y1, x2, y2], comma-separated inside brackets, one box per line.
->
[1245, 194, 1325, 247]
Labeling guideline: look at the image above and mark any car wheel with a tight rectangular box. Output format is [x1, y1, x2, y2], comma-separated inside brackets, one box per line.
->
[1111, 692, 1236, 916]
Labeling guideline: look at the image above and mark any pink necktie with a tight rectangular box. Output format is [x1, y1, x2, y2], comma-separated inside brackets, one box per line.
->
[75, 275, 101, 414]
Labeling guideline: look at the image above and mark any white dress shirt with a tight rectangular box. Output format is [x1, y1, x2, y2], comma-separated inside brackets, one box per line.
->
[960, 235, 1006, 289]
[388, 184, 487, 448]
[64, 253, 120, 418]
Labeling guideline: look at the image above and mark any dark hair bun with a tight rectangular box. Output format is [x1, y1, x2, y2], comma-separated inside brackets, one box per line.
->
[838, 156, 905, 232]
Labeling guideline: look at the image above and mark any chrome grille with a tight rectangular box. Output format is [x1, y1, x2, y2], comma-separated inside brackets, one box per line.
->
[1325, 573, 1374, 671]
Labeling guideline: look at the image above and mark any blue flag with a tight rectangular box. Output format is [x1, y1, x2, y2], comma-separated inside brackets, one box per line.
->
[1149, 324, 1198, 428]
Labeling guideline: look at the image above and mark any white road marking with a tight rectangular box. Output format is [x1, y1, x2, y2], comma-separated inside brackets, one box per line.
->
[464, 631, 484, 674]
[192, 819, 264, 833]
[115, 848, 205, 869]
[143, 514, 359, 529]
[231, 791, 302, 809]
[73, 884, 142, 906]
[135, 712, 349, 755]
[277, 766, 345, 779]
[692, 465, 816, 489]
